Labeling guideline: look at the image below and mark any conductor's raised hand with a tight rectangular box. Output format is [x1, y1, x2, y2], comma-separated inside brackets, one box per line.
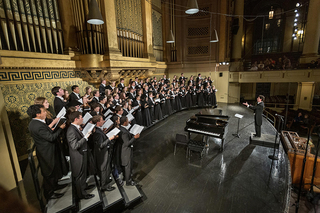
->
[243, 102, 249, 106]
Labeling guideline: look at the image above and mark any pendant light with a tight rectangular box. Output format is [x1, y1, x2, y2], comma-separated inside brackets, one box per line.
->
[87, 0, 104, 25]
[185, 0, 199, 15]
[166, 30, 175, 43]
[210, 29, 219, 43]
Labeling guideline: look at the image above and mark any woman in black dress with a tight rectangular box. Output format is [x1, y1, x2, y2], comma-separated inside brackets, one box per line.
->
[160, 90, 167, 116]
[197, 85, 205, 107]
[154, 93, 163, 120]
[175, 87, 182, 111]
[142, 96, 152, 127]
[132, 95, 143, 125]
[166, 90, 173, 115]
[185, 86, 192, 109]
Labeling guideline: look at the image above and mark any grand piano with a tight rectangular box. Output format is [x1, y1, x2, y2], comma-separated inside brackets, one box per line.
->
[184, 113, 229, 151]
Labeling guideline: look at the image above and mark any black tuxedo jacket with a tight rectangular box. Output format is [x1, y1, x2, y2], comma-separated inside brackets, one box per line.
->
[99, 84, 106, 95]
[117, 83, 125, 92]
[249, 102, 265, 126]
[106, 85, 114, 92]
[54, 97, 67, 115]
[119, 126, 135, 166]
[69, 92, 82, 107]
[93, 128, 111, 171]
[29, 119, 62, 176]
[66, 125, 87, 177]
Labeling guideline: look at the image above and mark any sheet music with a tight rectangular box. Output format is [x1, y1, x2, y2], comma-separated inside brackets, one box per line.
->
[102, 119, 113, 130]
[129, 124, 144, 135]
[106, 127, 120, 139]
[129, 105, 139, 114]
[82, 123, 95, 138]
[127, 113, 134, 122]
[53, 117, 66, 129]
[155, 99, 160, 103]
[56, 107, 66, 118]
[235, 114, 243, 119]
[82, 112, 92, 124]
[105, 114, 113, 121]
[78, 98, 83, 104]
[104, 109, 113, 117]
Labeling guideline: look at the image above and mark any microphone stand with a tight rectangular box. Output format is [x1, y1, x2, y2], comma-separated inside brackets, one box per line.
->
[295, 126, 311, 213]
[307, 131, 320, 200]
[268, 114, 284, 161]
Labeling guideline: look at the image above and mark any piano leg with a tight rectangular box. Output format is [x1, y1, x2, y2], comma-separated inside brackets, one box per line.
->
[220, 138, 224, 152]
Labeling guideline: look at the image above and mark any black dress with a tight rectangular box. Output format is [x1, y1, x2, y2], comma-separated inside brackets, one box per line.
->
[142, 100, 152, 127]
[211, 89, 217, 106]
[165, 95, 173, 115]
[154, 99, 163, 120]
[185, 90, 192, 108]
[180, 90, 186, 108]
[132, 100, 143, 125]
[197, 90, 205, 107]
[191, 87, 197, 106]
[160, 94, 167, 116]
[170, 90, 176, 111]
[175, 92, 182, 111]
[148, 98, 155, 122]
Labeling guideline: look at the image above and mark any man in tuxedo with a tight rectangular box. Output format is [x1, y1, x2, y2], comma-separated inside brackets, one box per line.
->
[127, 87, 135, 100]
[119, 116, 140, 186]
[52, 86, 67, 115]
[179, 73, 186, 84]
[99, 80, 107, 96]
[115, 105, 123, 118]
[99, 96, 107, 115]
[196, 73, 202, 85]
[243, 95, 265, 137]
[27, 104, 67, 200]
[118, 78, 125, 92]
[92, 115, 117, 192]
[67, 111, 95, 200]
[69, 85, 82, 106]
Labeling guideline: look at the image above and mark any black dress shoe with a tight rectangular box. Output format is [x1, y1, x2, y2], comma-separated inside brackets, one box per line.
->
[55, 184, 68, 190]
[50, 193, 64, 199]
[83, 194, 95, 199]
[101, 186, 116, 192]
[117, 178, 124, 186]
[126, 180, 136, 186]
[85, 184, 95, 190]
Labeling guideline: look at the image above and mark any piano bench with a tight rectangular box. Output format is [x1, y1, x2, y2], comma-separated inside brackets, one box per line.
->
[188, 140, 206, 159]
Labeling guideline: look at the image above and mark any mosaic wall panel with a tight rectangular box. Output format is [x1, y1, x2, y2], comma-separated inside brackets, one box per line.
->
[115, 0, 143, 36]
[152, 9, 162, 46]
[151, 0, 161, 9]
[1, 74, 90, 157]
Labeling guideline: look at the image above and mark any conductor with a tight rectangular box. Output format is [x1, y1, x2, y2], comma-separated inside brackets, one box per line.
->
[243, 95, 265, 137]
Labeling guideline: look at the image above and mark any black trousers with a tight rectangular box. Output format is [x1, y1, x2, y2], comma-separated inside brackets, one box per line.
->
[99, 153, 112, 190]
[74, 153, 88, 199]
[122, 151, 133, 183]
[255, 124, 261, 137]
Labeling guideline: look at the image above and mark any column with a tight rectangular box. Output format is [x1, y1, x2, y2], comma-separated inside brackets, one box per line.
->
[295, 82, 315, 111]
[300, 0, 320, 63]
[231, 0, 244, 61]
[102, 0, 121, 53]
[218, 0, 228, 62]
[0, 85, 22, 190]
[141, 0, 155, 60]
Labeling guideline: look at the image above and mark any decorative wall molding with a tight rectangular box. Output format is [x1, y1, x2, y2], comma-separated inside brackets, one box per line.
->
[0, 70, 82, 82]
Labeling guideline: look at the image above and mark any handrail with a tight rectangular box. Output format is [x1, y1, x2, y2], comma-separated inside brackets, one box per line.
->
[263, 109, 276, 127]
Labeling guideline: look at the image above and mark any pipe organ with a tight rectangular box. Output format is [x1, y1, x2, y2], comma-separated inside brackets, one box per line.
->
[0, 0, 63, 53]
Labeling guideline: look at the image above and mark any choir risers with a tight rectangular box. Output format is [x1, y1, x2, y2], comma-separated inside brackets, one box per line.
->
[101, 176, 123, 210]
[117, 180, 143, 206]
[78, 176, 102, 213]
[47, 173, 74, 213]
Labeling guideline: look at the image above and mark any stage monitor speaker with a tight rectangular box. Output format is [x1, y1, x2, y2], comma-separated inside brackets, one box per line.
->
[232, 18, 239, 35]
